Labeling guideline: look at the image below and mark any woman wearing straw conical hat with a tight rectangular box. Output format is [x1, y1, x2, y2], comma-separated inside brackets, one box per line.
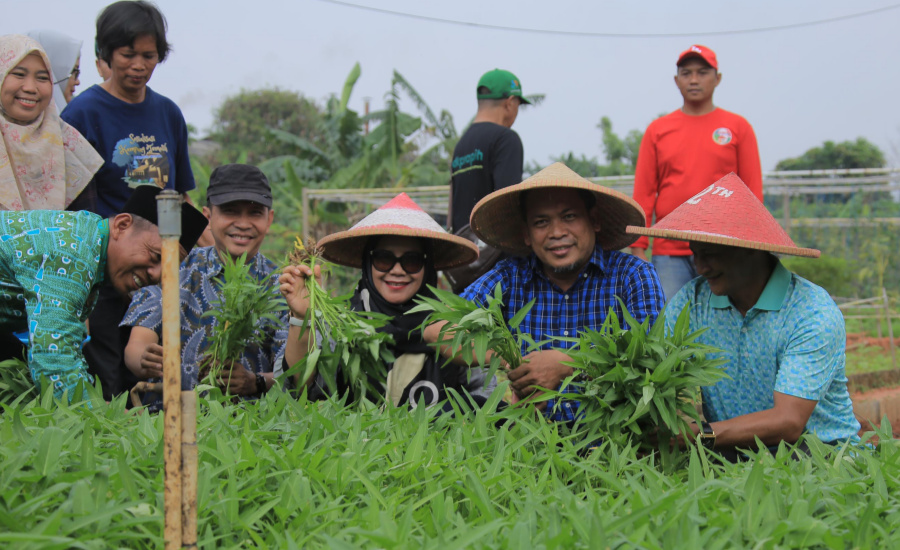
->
[436, 162, 664, 422]
[627, 172, 860, 458]
[280, 193, 489, 409]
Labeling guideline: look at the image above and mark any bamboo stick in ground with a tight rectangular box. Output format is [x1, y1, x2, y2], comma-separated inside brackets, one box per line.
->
[181, 390, 198, 548]
[158, 191, 183, 550]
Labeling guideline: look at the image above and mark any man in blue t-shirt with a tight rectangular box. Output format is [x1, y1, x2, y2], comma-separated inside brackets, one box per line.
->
[59, 0, 200, 401]
[628, 173, 860, 457]
[61, 0, 195, 217]
[61, 83, 195, 216]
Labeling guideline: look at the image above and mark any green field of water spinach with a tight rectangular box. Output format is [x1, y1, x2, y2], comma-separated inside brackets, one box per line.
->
[0, 374, 898, 549]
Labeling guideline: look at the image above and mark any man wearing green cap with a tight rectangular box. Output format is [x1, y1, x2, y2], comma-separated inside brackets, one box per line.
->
[447, 69, 529, 290]
[446, 69, 530, 292]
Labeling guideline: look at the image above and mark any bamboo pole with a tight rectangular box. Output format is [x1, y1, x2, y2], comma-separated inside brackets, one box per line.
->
[158, 191, 183, 550]
[883, 287, 897, 371]
[181, 391, 198, 548]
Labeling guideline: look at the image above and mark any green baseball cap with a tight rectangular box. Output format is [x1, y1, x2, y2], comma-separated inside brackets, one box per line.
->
[476, 69, 531, 105]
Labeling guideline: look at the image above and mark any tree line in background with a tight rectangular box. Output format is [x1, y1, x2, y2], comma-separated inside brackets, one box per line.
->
[186, 62, 895, 299]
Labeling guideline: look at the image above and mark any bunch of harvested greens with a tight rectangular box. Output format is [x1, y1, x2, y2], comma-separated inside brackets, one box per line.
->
[287, 237, 395, 401]
[410, 284, 537, 392]
[563, 301, 728, 446]
[200, 253, 286, 392]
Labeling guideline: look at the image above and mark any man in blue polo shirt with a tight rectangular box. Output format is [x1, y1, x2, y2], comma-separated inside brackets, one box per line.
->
[627, 172, 860, 454]
[426, 162, 664, 421]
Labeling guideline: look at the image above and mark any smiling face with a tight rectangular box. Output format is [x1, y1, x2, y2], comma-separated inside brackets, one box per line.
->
[369, 236, 426, 305]
[675, 58, 721, 106]
[105, 214, 165, 298]
[522, 188, 601, 288]
[690, 242, 778, 314]
[690, 242, 767, 297]
[1, 52, 53, 124]
[104, 34, 159, 101]
[203, 201, 274, 260]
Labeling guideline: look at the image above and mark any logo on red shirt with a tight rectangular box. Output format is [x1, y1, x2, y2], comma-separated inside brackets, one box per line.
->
[712, 128, 733, 145]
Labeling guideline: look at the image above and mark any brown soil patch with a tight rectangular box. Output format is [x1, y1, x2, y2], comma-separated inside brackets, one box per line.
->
[846, 332, 900, 352]
[851, 384, 900, 442]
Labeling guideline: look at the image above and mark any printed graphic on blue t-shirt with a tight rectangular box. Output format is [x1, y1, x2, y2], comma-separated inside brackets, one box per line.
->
[111, 134, 171, 189]
[61, 85, 195, 217]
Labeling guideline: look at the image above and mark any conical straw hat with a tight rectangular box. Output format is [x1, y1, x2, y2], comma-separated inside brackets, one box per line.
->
[469, 162, 646, 255]
[317, 193, 479, 270]
[626, 172, 820, 258]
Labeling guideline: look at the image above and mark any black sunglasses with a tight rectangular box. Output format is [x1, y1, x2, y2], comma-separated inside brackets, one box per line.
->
[370, 249, 427, 274]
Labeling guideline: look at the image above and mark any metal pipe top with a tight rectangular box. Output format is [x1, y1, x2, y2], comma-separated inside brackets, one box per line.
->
[156, 190, 182, 238]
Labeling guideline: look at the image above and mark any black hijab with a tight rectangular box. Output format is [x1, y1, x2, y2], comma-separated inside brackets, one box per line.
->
[349, 237, 437, 355]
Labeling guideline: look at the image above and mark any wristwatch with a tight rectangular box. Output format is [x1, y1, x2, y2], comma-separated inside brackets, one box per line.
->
[289, 315, 310, 328]
[699, 421, 716, 450]
[255, 373, 269, 395]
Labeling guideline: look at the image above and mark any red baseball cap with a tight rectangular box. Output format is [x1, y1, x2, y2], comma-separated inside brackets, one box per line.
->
[677, 45, 718, 70]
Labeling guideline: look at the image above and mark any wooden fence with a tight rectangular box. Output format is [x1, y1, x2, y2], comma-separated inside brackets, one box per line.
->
[837, 288, 898, 370]
[299, 167, 900, 239]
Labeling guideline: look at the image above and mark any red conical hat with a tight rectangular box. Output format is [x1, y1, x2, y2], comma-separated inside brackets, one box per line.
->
[317, 193, 479, 270]
[626, 172, 820, 258]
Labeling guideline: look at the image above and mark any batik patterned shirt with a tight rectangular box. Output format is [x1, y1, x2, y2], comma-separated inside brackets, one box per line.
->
[664, 262, 860, 443]
[121, 246, 288, 397]
[0, 210, 108, 399]
[461, 247, 665, 422]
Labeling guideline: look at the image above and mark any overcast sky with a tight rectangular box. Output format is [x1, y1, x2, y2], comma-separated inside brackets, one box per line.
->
[5, 0, 899, 170]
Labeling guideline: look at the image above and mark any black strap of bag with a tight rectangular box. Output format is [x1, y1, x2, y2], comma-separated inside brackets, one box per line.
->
[444, 225, 505, 293]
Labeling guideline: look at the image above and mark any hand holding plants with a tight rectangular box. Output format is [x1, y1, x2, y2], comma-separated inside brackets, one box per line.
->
[563, 301, 727, 447]
[214, 361, 258, 396]
[508, 349, 574, 409]
[283, 237, 395, 400]
[279, 264, 323, 318]
[200, 254, 287, 393]
[134, 342, 163, 380]
[412, 284, 538, 402]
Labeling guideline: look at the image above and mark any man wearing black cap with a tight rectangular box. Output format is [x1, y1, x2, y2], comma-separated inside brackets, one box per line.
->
[122, 165, 288, 409]
[0, 186, 208, 402]
[446, 69, 530, 292]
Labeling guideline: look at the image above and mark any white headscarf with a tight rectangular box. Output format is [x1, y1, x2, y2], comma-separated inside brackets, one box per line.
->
[0, 34, 102, 211]
[26, 29, 82, 111]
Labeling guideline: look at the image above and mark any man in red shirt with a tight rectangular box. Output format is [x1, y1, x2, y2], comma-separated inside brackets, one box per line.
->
[631, 45, 762, 301]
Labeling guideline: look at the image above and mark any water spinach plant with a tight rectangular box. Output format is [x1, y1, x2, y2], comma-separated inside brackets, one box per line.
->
[0, 384, 892, 549]
[287, 237, 394, 400]
[410, 284, 537, 394]
[564, 301, 728, 446]
[200, 253, 287, 391]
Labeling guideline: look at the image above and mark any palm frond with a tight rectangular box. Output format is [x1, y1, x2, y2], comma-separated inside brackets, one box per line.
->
[392, 70, 440, 129]
[340, 62, 361, 113]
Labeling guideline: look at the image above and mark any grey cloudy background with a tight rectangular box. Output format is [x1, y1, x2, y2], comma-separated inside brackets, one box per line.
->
[4, 0, 899, 170]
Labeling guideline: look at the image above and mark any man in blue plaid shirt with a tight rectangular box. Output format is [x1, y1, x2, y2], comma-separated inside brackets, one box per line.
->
[449, 163, 664, 422]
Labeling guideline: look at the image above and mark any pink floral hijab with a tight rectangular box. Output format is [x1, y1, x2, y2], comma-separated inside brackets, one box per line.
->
[0, 34, 102, 211]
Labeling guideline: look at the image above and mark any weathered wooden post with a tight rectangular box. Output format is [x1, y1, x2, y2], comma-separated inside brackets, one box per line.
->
[181, 391, 198, 547]
[883, 287, 897, 371]
[157, 191, 183, 549]
[782, 189, 791, 236]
